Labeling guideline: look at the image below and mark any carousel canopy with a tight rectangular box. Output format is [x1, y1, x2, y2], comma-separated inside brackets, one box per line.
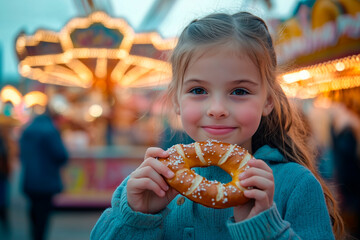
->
[15, 11, 175, 90]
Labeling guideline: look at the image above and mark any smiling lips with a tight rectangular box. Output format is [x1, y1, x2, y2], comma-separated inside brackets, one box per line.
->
[202, 126, 237, 135]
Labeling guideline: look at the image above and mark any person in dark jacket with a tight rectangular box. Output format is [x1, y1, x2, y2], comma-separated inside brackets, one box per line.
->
[19, 106, 69, 240]
[330, 104, 360, 239]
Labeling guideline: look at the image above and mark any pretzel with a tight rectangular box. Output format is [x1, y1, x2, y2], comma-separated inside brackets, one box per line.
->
[158, 139, 253, 208]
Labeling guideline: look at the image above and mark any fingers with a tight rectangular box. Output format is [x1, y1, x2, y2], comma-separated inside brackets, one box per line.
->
[243, 188, 271, 206]
[131, 163, 174, 198]
[240, 175, 273, 191]
[142, 147, 173, 179]
[239, 159, 273, 182]
[132, 165, 169, 190]
[128, 178, 167, 197]
[239, 159, 274, 205]
[144, 147, 169, 160]
[128, 148, 174, 198]
[138, 157, 174, 180]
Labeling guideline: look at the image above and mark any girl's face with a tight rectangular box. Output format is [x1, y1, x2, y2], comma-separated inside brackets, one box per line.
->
[175, 45, 273, 152]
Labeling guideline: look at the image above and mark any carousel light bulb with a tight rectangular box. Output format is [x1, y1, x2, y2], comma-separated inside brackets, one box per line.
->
[0, 86, 22, 106]
[299, 70, 311, 80]
[21, 64, 31, 74]
[282, 70, 310, 84]
[89, 104, 103, 117]
[335, 62, 345, 71]
[24, 91, 48, 107]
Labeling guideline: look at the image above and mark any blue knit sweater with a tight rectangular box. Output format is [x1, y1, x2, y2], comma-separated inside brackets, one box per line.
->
[91, 145, 334, 239]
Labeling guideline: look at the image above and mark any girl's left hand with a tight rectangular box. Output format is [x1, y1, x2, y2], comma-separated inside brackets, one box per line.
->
[233, 158, 274, 222]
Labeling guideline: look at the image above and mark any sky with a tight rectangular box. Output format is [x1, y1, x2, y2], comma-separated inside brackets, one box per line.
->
[0, 0, 298, 83]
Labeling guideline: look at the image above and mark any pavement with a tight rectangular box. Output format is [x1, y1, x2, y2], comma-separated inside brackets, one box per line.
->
[0, 168, 104, 240]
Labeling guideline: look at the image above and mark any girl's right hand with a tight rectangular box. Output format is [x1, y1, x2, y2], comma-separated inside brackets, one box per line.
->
[126, 147, 178, 214]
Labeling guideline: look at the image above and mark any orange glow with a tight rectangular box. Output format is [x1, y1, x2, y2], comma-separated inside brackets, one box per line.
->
[280, 53, 360, 99]
[0, 85, 22, 106]
[24, 91, 48, 107]
[16, 11, 173, 89]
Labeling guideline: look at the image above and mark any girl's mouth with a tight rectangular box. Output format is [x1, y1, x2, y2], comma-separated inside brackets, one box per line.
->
[202, 126, 236, 135]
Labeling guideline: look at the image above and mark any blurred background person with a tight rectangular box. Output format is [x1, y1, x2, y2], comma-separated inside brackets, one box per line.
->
[19, 103, 69, 240]
[330, 103, 360, 239]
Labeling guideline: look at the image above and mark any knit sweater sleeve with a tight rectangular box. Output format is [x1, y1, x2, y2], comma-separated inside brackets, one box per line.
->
[90, 177, 170, 240]
[226, 170, 334, 240]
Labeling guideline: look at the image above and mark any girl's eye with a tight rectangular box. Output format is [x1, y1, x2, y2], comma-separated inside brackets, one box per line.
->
[189, 87, 207, 95]
[231, 88, 249, 96]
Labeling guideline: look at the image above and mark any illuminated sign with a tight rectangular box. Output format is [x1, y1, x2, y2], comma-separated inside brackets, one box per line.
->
[277, 13, 360, 65]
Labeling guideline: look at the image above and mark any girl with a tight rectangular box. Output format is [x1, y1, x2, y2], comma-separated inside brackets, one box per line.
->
[91, 12, 344, 239]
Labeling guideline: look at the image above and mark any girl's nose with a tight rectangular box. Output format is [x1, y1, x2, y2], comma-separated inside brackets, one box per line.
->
[207, 98, 229, 119]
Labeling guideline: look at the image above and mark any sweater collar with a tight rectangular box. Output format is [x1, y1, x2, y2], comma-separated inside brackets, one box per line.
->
[253, 145, 286, 163]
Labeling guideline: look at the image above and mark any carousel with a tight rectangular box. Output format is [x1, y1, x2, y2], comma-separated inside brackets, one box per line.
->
[14, 11, 175, 207]
[15, 11, 175, 147]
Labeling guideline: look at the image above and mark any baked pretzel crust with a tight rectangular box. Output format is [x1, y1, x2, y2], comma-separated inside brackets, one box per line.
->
[158, 139, 253, 208]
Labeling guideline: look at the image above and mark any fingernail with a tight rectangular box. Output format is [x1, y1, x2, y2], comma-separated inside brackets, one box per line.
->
[239, 172, 245, 179]
[167, 171, 174, 178]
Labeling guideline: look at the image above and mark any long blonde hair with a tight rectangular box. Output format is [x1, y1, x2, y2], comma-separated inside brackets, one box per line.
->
[166, 11, 344, 239]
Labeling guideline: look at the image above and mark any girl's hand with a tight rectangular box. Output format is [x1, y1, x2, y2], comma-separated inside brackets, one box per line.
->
[126, 147, 178, 214]
[233, 159, 274, 222]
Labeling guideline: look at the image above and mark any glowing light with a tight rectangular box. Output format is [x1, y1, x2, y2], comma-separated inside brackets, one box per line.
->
[88, 104, 103, 117]
[335, 62, 345, 71]
[280, 54, 360, 99]
[95, 58, 107, 78]
[21, 64, 31, 74]
[16, 11, 173, 89]
[282, 70, 311, 84]
[24, 91, 48, 107]
[0, 86, 22, 106]
[299, 70, 311, 80]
